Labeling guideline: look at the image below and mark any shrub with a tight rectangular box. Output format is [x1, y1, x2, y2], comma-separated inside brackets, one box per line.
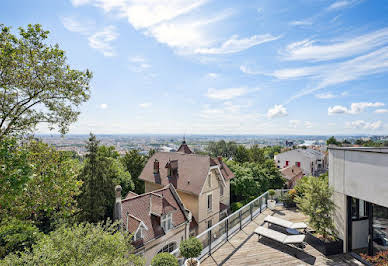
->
[361, 250, 388, 266]
[294, 177, 336, 240]
[180, 237, 203, 265]
[268, 189, 276, 200]
[231, 201, 244, 212]
[151, 252, 178, 266]
[0, 219, 43, 258]
[1, 221, 144, 265]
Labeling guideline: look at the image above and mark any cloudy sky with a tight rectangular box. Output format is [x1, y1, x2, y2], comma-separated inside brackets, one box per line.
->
[3, 0, 388, 135]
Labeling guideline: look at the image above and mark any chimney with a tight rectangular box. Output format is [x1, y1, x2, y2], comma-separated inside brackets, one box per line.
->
[153, 159, 159, 174]
[217, 156, 223, 169]
[113, 185, 122, 223]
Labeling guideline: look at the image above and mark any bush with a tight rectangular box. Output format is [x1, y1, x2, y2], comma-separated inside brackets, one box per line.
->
[361, 250, 388, 266]
[151, 252, 178, 266]
[0, 219, 43, 258]
[180, 237, 202, 264]
[231, 201, 244, 212]
[280, 189, 296, 207]
[268, 189, 275, 199]
[294, 177, 337, 240]
[1, 221, 144, 265]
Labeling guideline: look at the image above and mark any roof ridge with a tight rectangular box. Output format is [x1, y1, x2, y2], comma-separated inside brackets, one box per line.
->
[121, 187, 170, 203]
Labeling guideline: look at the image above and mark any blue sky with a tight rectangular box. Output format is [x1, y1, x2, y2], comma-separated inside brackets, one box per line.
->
[2, 0, 388, 135]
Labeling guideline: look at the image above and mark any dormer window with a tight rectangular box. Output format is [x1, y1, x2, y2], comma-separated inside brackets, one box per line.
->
[135, 227, 143, 240]
[161, 213, 173, 232]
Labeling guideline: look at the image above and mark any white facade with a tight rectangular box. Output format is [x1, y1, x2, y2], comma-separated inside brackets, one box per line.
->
[329, 147, 388, 253]
[274, 148, 326, 176]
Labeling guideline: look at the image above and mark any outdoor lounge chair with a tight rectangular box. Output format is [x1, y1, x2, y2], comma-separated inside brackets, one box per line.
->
[264, 215, 307, 230]
[254, 226, 306, 257]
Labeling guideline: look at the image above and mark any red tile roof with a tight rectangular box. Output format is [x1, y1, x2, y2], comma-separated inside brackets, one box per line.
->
[139, 152, 234, 195]
[125, 191, 138, 199]
[121, 184, 189, 249]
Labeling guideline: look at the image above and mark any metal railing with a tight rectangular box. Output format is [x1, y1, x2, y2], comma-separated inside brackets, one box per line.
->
[171, 189, 289, 263]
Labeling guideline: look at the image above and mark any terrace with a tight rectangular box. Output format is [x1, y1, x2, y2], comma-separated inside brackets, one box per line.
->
[199, 206, 362, 265]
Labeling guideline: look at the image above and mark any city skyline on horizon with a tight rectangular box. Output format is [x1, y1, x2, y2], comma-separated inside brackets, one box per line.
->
[2, 0, 388, 135]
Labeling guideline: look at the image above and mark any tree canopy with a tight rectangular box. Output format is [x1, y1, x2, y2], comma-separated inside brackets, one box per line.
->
[121, 150, 147, 194]
[0, 24, 92, 138]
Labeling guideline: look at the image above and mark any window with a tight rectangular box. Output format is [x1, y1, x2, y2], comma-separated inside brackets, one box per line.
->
[207, 193, 212, 211]
[208, 174, 212, 187]
[286, 161, 289, 166]
[220, 184, 224, 197]
[295, 162, 301, 167]
[351, 198, 368, 221]
[134, 226, 144, 241]
[161, 213, 173, 232]
[158, 242, 177, 254]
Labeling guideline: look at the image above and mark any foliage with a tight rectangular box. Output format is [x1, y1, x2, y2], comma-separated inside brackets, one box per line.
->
[268, 189, 275, 199]
[0, 138, 32, 213]
[1, 221, 144, 266]
[355, 139, 388, 147]
[78, 134, 134, 223]
[206, 140, 237, 159]
[227, 160, 285, 203]
[0, 24, 91, 138]
[151, 253, 178, 266]
[231, 201, 244, 212]
[121, 149, 147, 194]
[0, 219, 43, 258]
[1, 139, 82, 232]
[326, 136, 341, 146]
[234, 145, 249, 163]
[280, 189, 297, 206]
[294, 177, 337, 240]
[179, 237, 203, 261]
[360, 250, 388, 266]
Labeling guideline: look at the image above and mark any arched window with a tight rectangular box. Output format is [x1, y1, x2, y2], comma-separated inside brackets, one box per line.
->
[158, 242, 177, 254]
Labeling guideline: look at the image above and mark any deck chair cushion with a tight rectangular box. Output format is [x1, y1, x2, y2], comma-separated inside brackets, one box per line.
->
[264, 215, 307, 229]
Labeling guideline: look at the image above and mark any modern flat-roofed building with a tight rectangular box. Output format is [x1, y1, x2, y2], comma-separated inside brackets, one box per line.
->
[328, 146, 388, 256]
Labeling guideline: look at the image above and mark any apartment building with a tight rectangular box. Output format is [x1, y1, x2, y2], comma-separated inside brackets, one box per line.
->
[138, 141, 234, 235]
[113, 184, 191, 265]
[329, 146, 388, 256]
[274, 148, 327, 176]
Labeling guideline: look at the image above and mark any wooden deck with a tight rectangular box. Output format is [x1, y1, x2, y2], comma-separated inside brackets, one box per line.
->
[200, 207, 363, 266]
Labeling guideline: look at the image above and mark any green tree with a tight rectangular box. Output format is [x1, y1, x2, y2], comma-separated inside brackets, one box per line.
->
[248, 145, 265, 163]
[122, 150, 147, 194]
[1, 139, 82, 232]
[0, 218, 43, 258]
[1, 221, 144, 266]
[206, 140, 237, 159]
[151, 253, 178, 266]
[179, 237, 202, 265]
[234, 145, 249, 163]
[0, 24, 91, 139]
[78, 134, 134, 222]
[326, 136, 340, 146]
[294, 177, 337, 239]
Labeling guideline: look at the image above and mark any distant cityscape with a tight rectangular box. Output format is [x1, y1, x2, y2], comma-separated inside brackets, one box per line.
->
[38, 134, 388, 156]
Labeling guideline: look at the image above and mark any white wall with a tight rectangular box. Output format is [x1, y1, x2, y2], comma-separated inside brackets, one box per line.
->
[275, 150, 317, 175]
[329, 148, 388, 208]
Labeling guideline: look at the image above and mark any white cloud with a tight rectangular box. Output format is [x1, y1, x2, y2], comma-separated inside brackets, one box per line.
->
[139, 102, 152, 108]
[129, 56, 151, 72]
[240, 65, 264, 75]
[88, 26, 119, 56]
[328, 102, 384, 115]
[61, 16, 95, 34]
[100, 103, 108, 109]
[70, 0, 91, 7]
[315, 92, 336, 99]
[304, 121, 313, 128]
[206, 88, 247, 100]
[207, 73, 218, 78]
[267, 104, 288, 119]
[282, 27, 388, 62]
[289, 120, 301, 128]
[346, 120, 383, 130]
[375, 109, 388, 114]
[290, 20, 313, 26]
[195, 34, 280, 54]
[327, 0, 352, 10]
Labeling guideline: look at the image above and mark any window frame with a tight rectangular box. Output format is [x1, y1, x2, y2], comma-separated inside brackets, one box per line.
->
[157, 242, 177, 254]
[161, 212, 173, 232]
[207, 193, 213, 212]
[351, 198, 369, 221]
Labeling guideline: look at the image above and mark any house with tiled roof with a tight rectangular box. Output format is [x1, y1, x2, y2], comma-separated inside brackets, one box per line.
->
[113, 184, 191, 266]
[138, 140, 235, 235]
[280, 165, 304, 188]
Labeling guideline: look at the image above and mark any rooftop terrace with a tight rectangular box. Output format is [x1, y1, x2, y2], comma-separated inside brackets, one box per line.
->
[200, 206, 363, 266]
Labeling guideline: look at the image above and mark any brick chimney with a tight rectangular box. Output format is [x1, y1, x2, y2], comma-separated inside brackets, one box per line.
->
[153, 159, 159, 174]
[113, 185, 122, 223]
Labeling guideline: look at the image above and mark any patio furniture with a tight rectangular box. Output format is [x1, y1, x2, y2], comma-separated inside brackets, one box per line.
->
[264, 215, 307, 230]
[254, 226, 306, 256]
